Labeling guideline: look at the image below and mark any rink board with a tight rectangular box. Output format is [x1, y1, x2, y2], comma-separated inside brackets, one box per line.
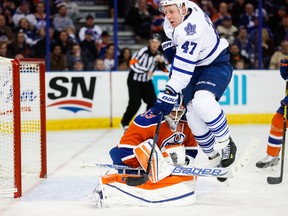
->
[45, 70, 282, 129]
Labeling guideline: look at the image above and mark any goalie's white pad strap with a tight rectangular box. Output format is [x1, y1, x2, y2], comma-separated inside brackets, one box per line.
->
[134, 139, 172, 183]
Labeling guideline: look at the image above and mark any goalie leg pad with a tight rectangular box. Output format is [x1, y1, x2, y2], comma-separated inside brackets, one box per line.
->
[98, 173, 196, 207]
[134, 139, 172, 183]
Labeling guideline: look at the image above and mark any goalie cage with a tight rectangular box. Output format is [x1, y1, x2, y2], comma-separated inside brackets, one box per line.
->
[0, 57, 47, 198]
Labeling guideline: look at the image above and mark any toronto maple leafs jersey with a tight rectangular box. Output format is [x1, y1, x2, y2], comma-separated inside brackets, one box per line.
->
[163, 1, 229, 94]
[117, 109, 198, 167]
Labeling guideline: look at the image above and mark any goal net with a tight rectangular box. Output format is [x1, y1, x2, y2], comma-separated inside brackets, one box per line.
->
[0, 57, 47, 198]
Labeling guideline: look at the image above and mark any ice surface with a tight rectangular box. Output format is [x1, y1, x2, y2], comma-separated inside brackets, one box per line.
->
[0, 125, 288, 216]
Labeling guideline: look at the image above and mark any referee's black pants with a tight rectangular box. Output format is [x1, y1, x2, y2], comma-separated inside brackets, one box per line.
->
[121, 74, 157, 127]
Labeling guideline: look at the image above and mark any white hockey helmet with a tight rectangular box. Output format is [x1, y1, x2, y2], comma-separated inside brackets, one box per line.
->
[159, 0, 189, 13]
[164, 94, 186, 132]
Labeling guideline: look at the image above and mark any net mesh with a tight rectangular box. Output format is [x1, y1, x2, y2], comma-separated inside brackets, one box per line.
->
[20, 63, 42, 174]
[0, 58, 16, 196]
[0, 58, 43, 197]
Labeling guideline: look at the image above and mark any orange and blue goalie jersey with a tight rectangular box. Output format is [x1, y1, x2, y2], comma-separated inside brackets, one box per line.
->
[118, 109, 198, 167]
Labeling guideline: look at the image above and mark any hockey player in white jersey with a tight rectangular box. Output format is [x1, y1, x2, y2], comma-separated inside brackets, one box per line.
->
[154, 0, 237, 173]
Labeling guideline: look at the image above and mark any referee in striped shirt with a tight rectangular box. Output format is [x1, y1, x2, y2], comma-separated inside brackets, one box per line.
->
[121, 33, 168, 131]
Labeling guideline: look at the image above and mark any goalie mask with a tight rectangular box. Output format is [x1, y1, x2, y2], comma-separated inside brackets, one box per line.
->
[164, 94, 186, 132]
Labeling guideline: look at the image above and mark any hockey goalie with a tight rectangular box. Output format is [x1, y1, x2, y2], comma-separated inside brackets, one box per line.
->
[87, 95, 201, 207]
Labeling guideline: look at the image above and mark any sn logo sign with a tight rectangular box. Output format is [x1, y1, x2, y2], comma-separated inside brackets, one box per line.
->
[47, 76, 96, 113]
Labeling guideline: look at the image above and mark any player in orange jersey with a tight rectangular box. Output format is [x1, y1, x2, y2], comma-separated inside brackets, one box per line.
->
[256, 59, 288, 168]
[111, 95, 198, 169]
[86, 95, 199, 207]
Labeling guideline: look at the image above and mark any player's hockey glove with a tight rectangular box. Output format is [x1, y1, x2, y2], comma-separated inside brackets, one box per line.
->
[281, 95, 288, 107]
[280, 59, 288, 80]
[154, 90, 178, 115]
[161, 40, 176, 63]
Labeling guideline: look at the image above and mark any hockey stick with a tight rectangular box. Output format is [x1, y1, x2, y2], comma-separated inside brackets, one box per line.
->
[267, 81, 288, 184]
[81, 136, 259, 178]
[125, 113, 163, 186]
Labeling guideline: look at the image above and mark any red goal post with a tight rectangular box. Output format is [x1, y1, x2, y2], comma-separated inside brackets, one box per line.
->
[0, 57, 47, 198]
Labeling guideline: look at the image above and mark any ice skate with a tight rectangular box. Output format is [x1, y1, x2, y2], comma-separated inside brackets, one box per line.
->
[256, 155, 280, 168]
[220, 137, 237, 168]
[216, 137, 237, 182]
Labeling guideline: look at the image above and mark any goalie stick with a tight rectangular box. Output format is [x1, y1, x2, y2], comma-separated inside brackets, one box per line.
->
[81, 136, 259, 179]
[267, 80, 288, 184]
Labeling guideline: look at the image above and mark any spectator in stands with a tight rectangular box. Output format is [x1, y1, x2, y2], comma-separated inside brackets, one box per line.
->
[72, 59, 84, 71]
[63, 0, 80, 22]
[99, 43, 115, 71]
[273, 15, 288, 48]
[94, 58, 106, 71]
[216, 15, 238, 44]
[0, 41, 8, 57]
[249, 10, 273, 39]
[233, 26, 255, 64]
[15, 17, 36, 46]
[118, 47, 132, 71]
[229, 43, 252, 69]
[66, 43, 87, 71]
[97, 31, 112, 57]
[78, 14, 102, 43]
[238, 3, 257, 34]
[32, 26, 46, 58]
[0, 14, 14, 45]
[125, 0, 156, 43]
[33, 1, 46, 31]
[7, 31, 31, 58]
[211, 2, 231, 28]
[269, 6, 287, 40]
[230, 0, 245, 26]
[250, 28, 275, 69]
[52, 3, 75, 37]
[50, 43, 68, 71]
[80, 29, 99, 70]
[12, 0, 37, 29]
[0, 0, 16, 28]
[65, 26, 78, 44]
[56, 30, 74, 55]
[269, 40, 288, 69]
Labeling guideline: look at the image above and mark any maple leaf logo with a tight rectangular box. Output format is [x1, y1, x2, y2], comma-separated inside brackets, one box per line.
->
[184, 23, 196, 36]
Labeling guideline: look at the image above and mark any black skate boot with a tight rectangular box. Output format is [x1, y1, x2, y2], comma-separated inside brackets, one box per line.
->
[217, 137, 237, 182]
[256, 155, 280, 168]
[220, 137, 237, 167]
